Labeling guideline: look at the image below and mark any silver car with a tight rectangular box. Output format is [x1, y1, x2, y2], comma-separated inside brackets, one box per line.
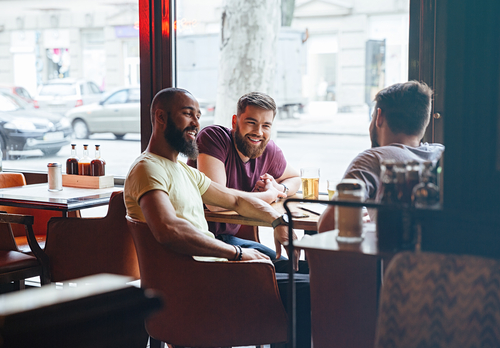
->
[35, 78, 103, 115]
[65, 87, 140, 139]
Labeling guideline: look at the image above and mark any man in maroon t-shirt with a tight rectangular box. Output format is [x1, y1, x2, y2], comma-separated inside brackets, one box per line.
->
[188, 92, 300, 260]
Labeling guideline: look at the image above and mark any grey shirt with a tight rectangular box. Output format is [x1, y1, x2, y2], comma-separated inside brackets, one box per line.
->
[343, 143, 445, 205]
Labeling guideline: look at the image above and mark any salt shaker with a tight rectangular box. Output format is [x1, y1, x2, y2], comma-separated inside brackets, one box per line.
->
[48, 163, 63, 191]
[335, 178, 366, 243]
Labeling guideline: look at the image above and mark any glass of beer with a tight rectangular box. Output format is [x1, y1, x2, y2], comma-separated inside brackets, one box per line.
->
[300, 167, 320, 200]
[327, 179, 339, 200]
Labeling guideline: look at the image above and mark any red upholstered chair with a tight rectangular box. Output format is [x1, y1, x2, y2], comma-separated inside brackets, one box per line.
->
[44, 191, 139, 283]
[126, 216, 288, 348]
[235, 224, 260, 242]
[0, 172, 80, 253]
[0, 212, 50, 289]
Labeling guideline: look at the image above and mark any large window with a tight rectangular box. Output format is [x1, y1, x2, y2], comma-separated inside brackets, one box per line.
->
[0, 0, 140, 176]
[175, 0, 409, 192]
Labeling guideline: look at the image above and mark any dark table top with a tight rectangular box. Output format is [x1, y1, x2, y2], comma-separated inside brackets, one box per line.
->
[0, 184, 122, 212]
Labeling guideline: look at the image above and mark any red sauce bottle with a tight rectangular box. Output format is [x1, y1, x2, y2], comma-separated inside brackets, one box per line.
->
[90, 145, 106, 176]
[66, 143, 79, 175]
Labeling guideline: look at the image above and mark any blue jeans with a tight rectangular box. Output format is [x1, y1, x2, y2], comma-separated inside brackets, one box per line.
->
[217, 234, 287, 261]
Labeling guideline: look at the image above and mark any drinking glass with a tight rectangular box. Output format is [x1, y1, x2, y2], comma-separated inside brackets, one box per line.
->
[327, 178, 340, 200]
[300, 167, 320, 200]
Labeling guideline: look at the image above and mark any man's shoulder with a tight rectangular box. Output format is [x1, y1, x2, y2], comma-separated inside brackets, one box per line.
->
[127, 152, 174, 177]
[198, 124, 232, 140]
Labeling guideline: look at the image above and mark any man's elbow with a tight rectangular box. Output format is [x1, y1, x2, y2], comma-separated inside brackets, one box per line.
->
[318, 208, 336, 233]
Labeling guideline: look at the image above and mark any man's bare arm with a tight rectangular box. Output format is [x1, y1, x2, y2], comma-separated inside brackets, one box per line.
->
[276, 163, 301, 196]
[202, 181, 300, 269]
[197, 153, 285, 210]
[139, 189, 269, 261]
[318, 205, 336, 232]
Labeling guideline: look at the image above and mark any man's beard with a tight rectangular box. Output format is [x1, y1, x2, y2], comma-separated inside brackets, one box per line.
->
[370, 125, 379, 148]
[369, 111, 380, 148]
[164, 116, 199, 159]
[233, 124, 269, 159]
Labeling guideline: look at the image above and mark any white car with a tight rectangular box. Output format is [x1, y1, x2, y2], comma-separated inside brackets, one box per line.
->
[65, 87, 140, 139]
[35, 78, 103, 115]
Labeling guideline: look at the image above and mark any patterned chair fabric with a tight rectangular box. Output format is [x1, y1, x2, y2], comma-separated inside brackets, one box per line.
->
[375, 251, 500, 348]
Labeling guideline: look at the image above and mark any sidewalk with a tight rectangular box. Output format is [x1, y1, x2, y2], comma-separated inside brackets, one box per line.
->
[274, 102, 371, 136]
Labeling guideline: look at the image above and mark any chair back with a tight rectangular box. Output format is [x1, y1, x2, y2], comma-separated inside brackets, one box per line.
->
[0, 172, 80, 252]
[44, 191, 139, 282]
[126, 216, 288, 347]
[306, 248, 379, 348]
[375, 251, 500, 347]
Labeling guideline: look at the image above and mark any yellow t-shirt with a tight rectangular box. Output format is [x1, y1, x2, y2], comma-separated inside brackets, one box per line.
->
[124, 152, 214, 239]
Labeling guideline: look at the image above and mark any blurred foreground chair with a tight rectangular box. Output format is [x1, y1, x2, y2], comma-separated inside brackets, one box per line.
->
[44, 191, 139, 283]
[0, 212, 50, 289]
[126, 216, 288, 348]
[375, 251, 500, 348]
[0, 172, 80, 253]
[305, 246, 379, 348]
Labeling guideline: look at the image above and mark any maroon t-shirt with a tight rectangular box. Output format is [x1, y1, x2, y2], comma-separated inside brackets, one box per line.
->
[187, 125, 287, 236]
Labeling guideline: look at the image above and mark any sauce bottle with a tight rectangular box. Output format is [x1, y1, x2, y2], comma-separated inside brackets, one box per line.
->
[78, 144, 91, 175]
[66, 143, 79, 175]
[90, 145, 106, 176]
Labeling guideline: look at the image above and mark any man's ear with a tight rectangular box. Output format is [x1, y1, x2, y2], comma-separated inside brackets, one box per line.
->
[155, 109, 167, 126]
[231, 114, 237, 130]
[375, 108, 384, 127]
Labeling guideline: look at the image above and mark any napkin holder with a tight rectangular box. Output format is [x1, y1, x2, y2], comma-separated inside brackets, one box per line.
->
[62, 174, 114, 189]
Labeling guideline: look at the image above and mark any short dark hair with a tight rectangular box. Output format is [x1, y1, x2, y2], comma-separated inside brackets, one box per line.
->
[237, 92, 277, 117]
[374, 81, 433, 136]
[150, 87, 192, 123]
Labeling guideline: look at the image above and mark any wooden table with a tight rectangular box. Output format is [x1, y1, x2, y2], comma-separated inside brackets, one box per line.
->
[293, 224, 382, 348]
[204, 194, 329, 231]
[0, 184, 121, 216]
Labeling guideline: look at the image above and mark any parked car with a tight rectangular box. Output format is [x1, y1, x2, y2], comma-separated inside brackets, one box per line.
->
[0, 85, 38, 108]
[0, 91, 72, 157]
[66, 86, 140, 139]
[35, 78, 103, 115]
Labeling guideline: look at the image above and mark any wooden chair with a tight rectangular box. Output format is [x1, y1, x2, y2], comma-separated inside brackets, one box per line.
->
[43, 191, 140, 283]
[375, 251, 500, 347]
[0, 212, 50, 289]
[0, 172, 80, 253]
[126, 216, 288, 348]
[305, 247, 380, 348]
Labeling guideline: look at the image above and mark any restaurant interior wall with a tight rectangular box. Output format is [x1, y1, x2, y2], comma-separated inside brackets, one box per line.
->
[420, 0, 500, 259]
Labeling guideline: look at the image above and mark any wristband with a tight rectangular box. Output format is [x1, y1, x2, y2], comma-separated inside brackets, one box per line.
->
[281, 183, 289, 196]
[232, 245, 243, 261]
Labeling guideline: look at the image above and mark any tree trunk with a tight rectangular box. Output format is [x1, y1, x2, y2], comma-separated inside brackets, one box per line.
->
[281, 0, 296, 27]
[214, 0, 281, 127]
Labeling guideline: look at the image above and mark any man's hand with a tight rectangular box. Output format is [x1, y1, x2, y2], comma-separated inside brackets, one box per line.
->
[273, 224, 300, 271]
[254, 173, 284, 193]
[252, 175, 286, 202]
[241, 248, 271, 262]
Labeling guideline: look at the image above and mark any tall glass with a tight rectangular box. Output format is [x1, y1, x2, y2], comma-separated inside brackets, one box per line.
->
[327, 178, 340, 200]
[301, 167, 320, 200]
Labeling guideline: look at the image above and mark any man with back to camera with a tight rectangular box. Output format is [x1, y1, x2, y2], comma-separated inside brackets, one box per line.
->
[318, 80, 445, 232]
[124, 87, 310, 348]
[188, 92, 301, 261]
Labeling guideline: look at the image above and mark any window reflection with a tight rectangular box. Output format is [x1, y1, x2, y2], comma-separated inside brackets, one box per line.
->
[0, 0, 140, 175]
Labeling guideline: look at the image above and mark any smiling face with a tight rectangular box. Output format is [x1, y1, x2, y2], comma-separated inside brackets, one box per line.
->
[232, 105, 274, 161]
[163, 92, 201, 159]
